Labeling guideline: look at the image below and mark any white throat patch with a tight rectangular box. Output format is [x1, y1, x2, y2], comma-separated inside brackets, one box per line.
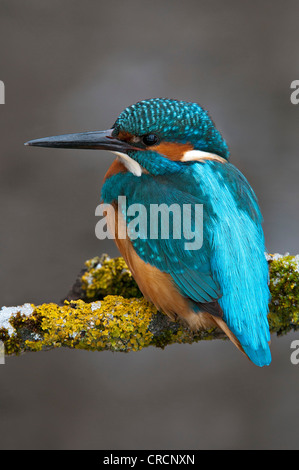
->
[182, 149, 226, 164]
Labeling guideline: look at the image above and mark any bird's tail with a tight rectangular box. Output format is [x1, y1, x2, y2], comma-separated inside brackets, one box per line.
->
[240, 341, 271, 367]
[210, 316, 248, 359]
[211, 316, 271, 367]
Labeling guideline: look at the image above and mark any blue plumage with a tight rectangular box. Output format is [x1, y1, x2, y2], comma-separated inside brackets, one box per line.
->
[102, 158, 271, 366]
[103, 98, 271, 366]
[27, 97, 271, 366]
[114, 98, 230, 160]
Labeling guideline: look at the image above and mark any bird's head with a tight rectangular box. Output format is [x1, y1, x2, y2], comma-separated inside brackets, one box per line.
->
[25, 98, 229, 176]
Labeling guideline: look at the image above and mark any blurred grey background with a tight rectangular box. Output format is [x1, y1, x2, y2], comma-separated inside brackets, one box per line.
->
[0, 0, 298, 450]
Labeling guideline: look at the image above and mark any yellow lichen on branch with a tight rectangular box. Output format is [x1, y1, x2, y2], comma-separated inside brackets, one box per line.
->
[0, 253, 298, 356]
[1, 297, 155, 355]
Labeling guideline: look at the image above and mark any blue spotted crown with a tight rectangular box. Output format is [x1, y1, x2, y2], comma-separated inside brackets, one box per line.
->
[113, 98, 230, 160]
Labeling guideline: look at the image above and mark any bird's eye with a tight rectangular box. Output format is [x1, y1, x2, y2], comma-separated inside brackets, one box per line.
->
[142, 134, 159, 146]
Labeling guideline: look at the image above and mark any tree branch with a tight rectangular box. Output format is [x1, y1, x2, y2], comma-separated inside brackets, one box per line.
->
[0, 253, 298, 356]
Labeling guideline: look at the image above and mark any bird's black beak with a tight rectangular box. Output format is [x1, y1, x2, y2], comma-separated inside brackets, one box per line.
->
[24, 129, 137, 152]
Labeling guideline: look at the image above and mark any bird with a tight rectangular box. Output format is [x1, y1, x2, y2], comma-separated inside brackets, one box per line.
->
[25, 98, 271, 366]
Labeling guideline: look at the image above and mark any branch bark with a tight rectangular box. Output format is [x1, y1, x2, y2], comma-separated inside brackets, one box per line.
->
[0, 253, 298, 356]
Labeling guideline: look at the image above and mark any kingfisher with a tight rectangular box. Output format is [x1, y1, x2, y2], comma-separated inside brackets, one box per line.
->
[25, 98, 271, 366]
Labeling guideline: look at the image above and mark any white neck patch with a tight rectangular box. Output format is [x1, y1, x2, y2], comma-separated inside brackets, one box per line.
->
[110, 149, 226, 176]
[110, 151, 143, 177]
[182, 149, 226, 164]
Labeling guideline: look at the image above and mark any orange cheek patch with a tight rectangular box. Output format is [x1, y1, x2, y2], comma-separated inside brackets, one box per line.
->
[150, 142, 193, 161]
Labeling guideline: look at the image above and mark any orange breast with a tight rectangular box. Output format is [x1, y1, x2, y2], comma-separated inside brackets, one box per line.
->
[103, 202, 219, 332]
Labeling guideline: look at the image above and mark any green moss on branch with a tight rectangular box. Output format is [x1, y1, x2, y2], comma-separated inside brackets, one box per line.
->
[267, 253, 299, 334]
[0, 253, 298, 356]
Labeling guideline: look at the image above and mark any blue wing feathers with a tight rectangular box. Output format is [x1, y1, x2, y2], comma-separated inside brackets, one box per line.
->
[171, 270, 221, 303]
[102, 160, 271, 366]
[202, 163, 271, 366]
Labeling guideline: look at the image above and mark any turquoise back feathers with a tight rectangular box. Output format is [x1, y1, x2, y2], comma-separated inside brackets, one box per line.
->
[102, 98, 271, 366]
